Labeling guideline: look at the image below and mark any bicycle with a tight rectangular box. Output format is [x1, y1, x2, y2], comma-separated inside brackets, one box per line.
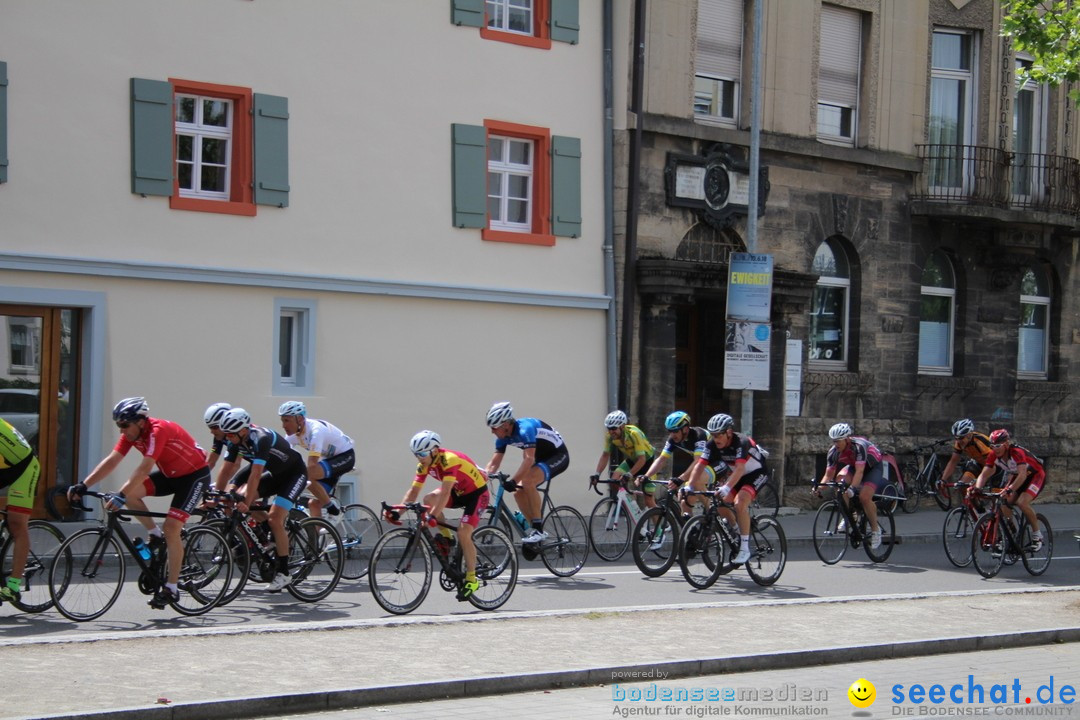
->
[811, 480, 897, 564]
[970, 488, 1052, 579]
[901, 439, 953, 512]
[49, 490, 233, 620]
[368, 501, 517, 615]
[941, 480, 983, 567]
[482, 472, 589, 577]
[676, 489, 787, 589]
[44, 484, 82, 523]
[290, 494, 382, 580]
[0, 508, 66, 613]
[200, 490, 346, 604]
[749, 475, 780, 518]
[630, 479, 689, 577]
[587, 476, 651, 561]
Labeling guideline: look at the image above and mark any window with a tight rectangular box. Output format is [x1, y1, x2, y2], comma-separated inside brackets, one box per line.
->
[451, 0, 579, 47]
[694, 0, 743, 125]
[0, 61, 7, 184]
[1018, 266, 1050, 378]
[809, 239, 850, 367]
[918, 251, 955, 374]
[818, 5, 862, 145]
[451, 122, 581, 245]
[6, 317, 41, 374]
[130, 77, 289, 214]
[929, 30, 977, 190]
[273, 299, 316, 394]
[1012, 56, 1046, 202]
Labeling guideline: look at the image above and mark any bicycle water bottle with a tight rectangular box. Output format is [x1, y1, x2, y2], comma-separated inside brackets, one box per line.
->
[513, 511, 530, 534]
[133, 537, 152, 562]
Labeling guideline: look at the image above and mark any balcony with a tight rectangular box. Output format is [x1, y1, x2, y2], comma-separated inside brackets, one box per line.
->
[911, 144, 1080, 226]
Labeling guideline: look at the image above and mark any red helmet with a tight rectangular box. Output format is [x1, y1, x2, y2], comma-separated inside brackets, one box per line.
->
[989, 428, 1011, 444]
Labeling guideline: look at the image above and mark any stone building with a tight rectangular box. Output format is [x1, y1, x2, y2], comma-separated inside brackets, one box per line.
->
[618, 0, 1080, 500]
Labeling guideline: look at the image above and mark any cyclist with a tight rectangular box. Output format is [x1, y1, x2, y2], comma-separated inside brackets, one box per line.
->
[816, 422, 886, 550]
[218, 407, 308, 593]
[484, 401, 569, 544]
[392, 431, 489, 601]
[973, 428, 1046, 550]
[277, 401, 351, 527]
[940, 418, 1004, 498]
[202, 402, 236, 473]
[691, 413, 770, 564]
[590, 410, 657, 510]
[0, 417, 41, 603]
[68, 397, 209, 609]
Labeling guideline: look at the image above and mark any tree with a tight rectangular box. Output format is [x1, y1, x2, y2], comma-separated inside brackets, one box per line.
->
[1001, 0, 1080, 104]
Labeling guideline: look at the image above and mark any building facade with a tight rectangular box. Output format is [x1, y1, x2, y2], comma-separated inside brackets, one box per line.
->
[619, 0, 1080, 500]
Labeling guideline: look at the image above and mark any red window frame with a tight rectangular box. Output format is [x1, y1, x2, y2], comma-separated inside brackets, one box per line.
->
[168, 78, 255, 217]
[480, 0, 552, 50]
[482, 120, 553, 247]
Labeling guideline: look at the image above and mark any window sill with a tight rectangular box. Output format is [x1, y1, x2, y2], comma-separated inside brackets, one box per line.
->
[480, 27, 551, 49]
[482, 228, 555, 246]
[170, 196, 257, 216]
[917, 368, 954, 377]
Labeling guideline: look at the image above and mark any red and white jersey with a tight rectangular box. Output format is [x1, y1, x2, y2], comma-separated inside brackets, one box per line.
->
[114, 417, 208, 477]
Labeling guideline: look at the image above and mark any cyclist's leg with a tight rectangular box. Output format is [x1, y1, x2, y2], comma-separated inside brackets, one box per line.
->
[858, 465, 884, 532]
[307, 449, 353, 518]
[159, 469, 208, 586]
[1, 457, 38, 594]
[1016, 475, 1043, 536]
[455, 489, 488, 584]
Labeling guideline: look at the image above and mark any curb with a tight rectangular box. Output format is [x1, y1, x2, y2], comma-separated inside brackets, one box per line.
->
[30, 626, 1080, 720]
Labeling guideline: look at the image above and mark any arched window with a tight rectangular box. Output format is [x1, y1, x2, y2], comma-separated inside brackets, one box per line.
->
[809, 239, 850, 367]
[918, 250, 955, 374]
[1018, 265, 1050, 377]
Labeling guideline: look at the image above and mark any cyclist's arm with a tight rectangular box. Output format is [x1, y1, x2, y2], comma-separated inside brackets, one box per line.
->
[485, 450, 504, 476]
[1006, 464, 1029, 495]
[722, 461, 745, 492]
[511, 446, 537, 484]
[123, 454, 158, 491]
[940, 452, 963, 482]
[81, 450, 125, 489]
[625, 452, 650, 477]
[848, 462, 867, 488]
[401, 472, 426, 506]
[214, 458, 240, 491]
[594, 450, 611, 476]
[241, 460, 268, 508]
[426, 478, 456, 517]
[642, 453, 666, 478]
[686, 458, 708, 489]
[972, 462, 994, 490]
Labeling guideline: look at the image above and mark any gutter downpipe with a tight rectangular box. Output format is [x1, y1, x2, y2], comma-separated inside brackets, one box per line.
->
[603, 0, 618, 411]
[619, 0, 647, 411]
[741, 0, 763, 436]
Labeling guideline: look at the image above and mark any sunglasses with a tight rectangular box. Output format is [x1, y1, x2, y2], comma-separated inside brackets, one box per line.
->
[991, 442, 1007, 449]
[414, 450, 432, 458]
[116, 422, 132, 429]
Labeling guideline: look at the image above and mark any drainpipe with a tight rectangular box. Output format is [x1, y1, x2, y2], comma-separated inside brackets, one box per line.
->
[618, 0, 647, 412]
[603, 0, 618, 411]
[741, 0, 763, 436]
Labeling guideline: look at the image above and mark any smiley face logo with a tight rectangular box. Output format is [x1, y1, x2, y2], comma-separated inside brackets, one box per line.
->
[848, 678, 876, 708]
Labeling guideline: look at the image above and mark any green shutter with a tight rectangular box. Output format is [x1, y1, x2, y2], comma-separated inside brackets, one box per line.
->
[129, 78, 173, 197]
[253, 93, 290, 208]
[451, 0, 484, 27]
[551, 135, 581, 238]
[452, 123, 487, 229]
[0, 62, 8, 184]
[550, 0, 580, 44]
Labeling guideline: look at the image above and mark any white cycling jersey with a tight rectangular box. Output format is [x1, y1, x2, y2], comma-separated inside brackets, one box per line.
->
[286, 418, 355, 460]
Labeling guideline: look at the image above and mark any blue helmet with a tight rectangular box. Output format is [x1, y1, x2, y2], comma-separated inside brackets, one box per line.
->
[112, 397, 149, 423]
[277, 401, 306, 417]
[665, 411, 691, 432]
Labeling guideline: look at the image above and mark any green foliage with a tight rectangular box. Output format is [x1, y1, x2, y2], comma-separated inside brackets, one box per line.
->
[1002, 0, 1080, 105]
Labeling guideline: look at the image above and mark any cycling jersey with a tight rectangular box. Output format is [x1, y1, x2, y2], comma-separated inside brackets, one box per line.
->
[413, 449, 488, 496]
[603, 424, 655, 462]
[114, 417, 208, 478]
[985, 444, 1046, 481]
[660, 426, 709, 477]
[0, 417, 39, 514]
[229, 426, 305, 477]
[0, 417, 34, 479]
[699, 432, 768, 476]
[826, 436, 882, 472]
[953, 432, 994, 464]
[493, 418, 565, 462]
[285, 418, 355, 459]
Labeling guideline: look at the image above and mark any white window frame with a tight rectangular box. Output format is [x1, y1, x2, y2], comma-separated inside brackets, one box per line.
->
[6, 318, 40, 375]
[175, 94, 232, 201]
[1012, 56, 1048, 203]
[694, 0, 743, 127]
[929, 29, 978, 194]
[487, 135, 534, 233]
[273, 299, 316, 395]
[817, 4, 862, 146]
[1018, 268, 1050, 379]
[486, 0, 534, 36]
[918, 252, 956, 375]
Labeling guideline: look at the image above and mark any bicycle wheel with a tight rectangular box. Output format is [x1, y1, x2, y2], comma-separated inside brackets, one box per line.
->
[538, 505, 589, 577]
[942, 507, 975, 568]
[0, 520, 66, 613]
[588, 497, 630, 562]
[49, 528, 126, 622]
[201, 521, 252, 605]
[900, 477, 920, 514]
[751, 480, 780, 518]
[286, 517, 344, 602]
[812, 500, 848, 565]
[864, 508, 896, 563]
[44, 486, 81, 523]
[368, 527, 432, 615]
[333, 504, 382, 580]
[1021, 513, 1053, 576]
[877, 484, 899, 516]
[171, 525, 233, 615]
[745, 517, 787, 586]
[677, 516, 726, 590]
[971, 514, 1004, 579]
[934, 477, 953, 511]
[468, 526, 517, 610]
[631, 507, 678, 577]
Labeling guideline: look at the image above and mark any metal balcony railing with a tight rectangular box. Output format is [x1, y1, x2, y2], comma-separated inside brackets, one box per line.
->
[912, 144, 1080, 217]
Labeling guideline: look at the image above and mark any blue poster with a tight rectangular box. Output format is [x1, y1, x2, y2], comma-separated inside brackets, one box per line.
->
[726, 253, 773, 322]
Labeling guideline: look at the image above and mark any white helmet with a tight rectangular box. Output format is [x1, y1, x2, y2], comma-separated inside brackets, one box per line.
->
[604, 410, 628, 429]
[219, 408, 252, 434]
[828, 422, 853, 441]
[410, 430, 441, 457]
[486, 402, 514, 428]
[951, 418, 975, 439]
[277, 401, 306, 417]
[203, 402, 231, 429]
[707, 413, 734, 434]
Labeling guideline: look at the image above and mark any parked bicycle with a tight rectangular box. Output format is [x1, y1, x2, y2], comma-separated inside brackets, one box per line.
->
[676, 489, 787, 589]
[941, 479, 982, 567]
[587, 476, 649, 562]
[291, 494, 382, 581]
[970, 487, 1052, 579]
[49, 490, 233, 620]
[902, 439, 953, 512]
[369, 501, 517, 614]
[630, 479, 689, 577]
[0, 508, 66, 613]
[811, 480, 897, 564]
[482, 472, 589, 577]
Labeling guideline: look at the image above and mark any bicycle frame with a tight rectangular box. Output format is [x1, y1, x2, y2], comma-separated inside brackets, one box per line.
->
[592, 478, 646, 531]
[484, 474, 556, 540]
[381, 502, 466, 581]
